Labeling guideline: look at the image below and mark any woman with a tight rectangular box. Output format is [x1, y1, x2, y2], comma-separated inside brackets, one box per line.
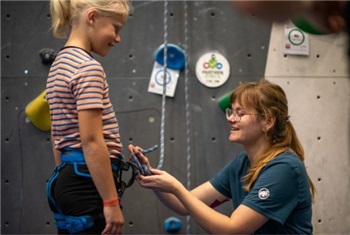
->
[130, 79, 315, 234]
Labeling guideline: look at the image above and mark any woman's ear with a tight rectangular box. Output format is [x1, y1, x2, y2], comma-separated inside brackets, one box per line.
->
[263, 113, 276, 132]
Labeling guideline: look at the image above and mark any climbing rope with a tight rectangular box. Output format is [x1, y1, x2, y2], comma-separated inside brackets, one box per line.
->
[128, 145, 159, 176]
[183, 0, 191, 234]
[158, 0, 168, 170]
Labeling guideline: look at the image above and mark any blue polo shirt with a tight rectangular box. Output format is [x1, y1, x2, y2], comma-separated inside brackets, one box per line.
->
[210, 151, 313, 234]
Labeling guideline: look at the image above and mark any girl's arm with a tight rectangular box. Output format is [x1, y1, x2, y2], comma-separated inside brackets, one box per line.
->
[79, 109, 118, 200]
[50, 131, 61, 166]
[78, 109, 124, 234]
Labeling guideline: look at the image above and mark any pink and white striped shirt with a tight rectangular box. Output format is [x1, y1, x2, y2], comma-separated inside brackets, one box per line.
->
[46, 46, 122, 157]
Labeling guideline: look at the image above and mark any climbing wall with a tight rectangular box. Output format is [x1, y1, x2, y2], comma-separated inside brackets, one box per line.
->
[265, 24, 350, 234]
[4, 1, 347, 234]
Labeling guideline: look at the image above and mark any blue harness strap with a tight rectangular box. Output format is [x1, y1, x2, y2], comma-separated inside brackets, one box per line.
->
[60, 148, 92, 178]
[46, 163, 66, 215]
[54, 213, 101, 234]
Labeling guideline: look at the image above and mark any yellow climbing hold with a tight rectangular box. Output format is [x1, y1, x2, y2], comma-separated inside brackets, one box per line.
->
[25, 90, 51, 131]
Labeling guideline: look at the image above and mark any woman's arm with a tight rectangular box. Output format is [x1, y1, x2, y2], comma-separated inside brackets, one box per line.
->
[78, 109, 124, 234]
[174, 183, 268, 234]
[139, 168, 268, 234]
[130, 145, 230, 215]
[151, 181, 228, 215]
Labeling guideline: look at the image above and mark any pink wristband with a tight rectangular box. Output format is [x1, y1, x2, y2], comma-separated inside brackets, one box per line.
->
[103, 198, 119, 207]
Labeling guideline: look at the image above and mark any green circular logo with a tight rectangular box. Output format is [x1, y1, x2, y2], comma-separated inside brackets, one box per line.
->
[288, 29, 305, 46]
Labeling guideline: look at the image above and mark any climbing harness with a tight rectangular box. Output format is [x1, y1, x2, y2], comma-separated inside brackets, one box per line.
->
[46, 145, 158, 233]
[46, 149, 103, 233]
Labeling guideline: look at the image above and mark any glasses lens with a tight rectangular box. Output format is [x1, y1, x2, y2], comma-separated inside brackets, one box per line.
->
[226, 108, 241, 121]
[226, 108, 231, 119]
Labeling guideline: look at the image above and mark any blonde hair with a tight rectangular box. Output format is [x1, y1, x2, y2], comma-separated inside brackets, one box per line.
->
[50, 0, 132, 38]
[231, 79, 315, 199]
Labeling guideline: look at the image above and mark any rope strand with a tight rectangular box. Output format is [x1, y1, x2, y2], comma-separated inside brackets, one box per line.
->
[158, 0, 168, 170]
[183, 0, 191, 234]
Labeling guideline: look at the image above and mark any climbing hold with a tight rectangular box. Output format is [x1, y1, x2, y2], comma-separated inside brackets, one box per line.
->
[39, 48, 57, 64]
[164, 216, 182, 233]
[154, 44, 186, 70]
[218, 91, 232, 113]
[25, 90, 51, 131]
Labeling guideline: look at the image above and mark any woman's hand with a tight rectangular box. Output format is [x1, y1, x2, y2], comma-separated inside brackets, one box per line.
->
[128, 144, 181, 194]
[137, 168, 182, 194]
[128, 144, 152, 169]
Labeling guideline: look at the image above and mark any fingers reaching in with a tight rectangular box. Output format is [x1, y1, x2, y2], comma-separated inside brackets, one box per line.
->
[128, 144, 151, 167]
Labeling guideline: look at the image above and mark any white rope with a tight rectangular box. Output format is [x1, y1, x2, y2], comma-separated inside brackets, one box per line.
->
[183, 0, 191, 234]
[157, 0, 168, 169]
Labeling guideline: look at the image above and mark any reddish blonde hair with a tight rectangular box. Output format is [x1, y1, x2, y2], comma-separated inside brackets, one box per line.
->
[231, 79, 315, 199]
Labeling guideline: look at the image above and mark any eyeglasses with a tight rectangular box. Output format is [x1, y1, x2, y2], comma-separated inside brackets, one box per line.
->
[225, 108, 257, 122]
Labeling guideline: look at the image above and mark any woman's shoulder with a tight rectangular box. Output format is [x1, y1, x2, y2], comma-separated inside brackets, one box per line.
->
[275, 151, 303, 164]
[228, 151, 249, 166]
[267, 151, 306, 173]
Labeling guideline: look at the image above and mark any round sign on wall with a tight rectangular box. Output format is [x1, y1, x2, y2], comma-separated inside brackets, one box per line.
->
[288, 28, 305, 46]
[195, 52, 230, 88]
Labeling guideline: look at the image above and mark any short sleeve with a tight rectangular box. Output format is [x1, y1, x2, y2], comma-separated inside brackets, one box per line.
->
[242, 160, 299, 224]
[210, 152, 248, 199]
[210, 161, 233, 198]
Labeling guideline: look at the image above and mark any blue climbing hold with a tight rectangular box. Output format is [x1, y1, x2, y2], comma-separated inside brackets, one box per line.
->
[154, 44, 186, 70]
[164, 216, 182, 233]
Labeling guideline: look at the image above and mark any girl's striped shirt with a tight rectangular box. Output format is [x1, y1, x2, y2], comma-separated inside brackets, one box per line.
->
[46, 46, 122, 157]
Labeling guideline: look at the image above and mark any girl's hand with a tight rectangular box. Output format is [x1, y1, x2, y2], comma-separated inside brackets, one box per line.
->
[102, 204, 124, 235]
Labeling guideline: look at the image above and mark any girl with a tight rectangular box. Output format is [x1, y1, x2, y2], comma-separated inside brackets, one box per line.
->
[130, 79, 315, 234]
[46, 0, 132, 234]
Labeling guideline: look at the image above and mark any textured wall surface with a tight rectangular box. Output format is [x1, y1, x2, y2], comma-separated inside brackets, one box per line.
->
[1, 1, 271, 234]
[266, 24, 350, 234]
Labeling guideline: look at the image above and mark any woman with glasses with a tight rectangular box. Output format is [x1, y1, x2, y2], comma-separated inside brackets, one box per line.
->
[129, 79, 315, 234]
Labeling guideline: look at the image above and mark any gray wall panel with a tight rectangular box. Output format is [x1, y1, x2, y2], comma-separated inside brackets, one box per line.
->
[266, 24, 350, 234]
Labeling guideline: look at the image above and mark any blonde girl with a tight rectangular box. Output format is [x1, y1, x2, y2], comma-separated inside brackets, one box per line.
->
[46, 0, 132, 234]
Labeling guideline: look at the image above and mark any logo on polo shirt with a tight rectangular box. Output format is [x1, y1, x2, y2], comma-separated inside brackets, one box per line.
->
[258, 188, 270, 200]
